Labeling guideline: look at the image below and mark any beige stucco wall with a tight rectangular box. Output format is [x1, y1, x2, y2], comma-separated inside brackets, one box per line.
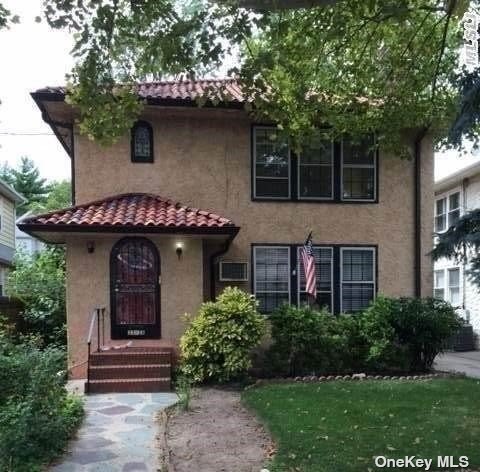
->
[73, 107, 433, 298]
[66, 234, 203, 378]
[59, 106, 434, 378]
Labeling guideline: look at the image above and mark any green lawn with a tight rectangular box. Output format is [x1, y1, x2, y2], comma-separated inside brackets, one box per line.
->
[242, 379, 480, 472]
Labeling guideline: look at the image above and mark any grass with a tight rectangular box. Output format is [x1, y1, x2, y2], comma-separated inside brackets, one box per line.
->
[243, 379, 480, 472]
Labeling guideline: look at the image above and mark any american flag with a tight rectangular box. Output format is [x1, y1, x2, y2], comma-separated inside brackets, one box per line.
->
[300, 232, 317, 300]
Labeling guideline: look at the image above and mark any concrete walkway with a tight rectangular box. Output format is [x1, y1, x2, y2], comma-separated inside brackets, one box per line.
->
[50, 392, 178, 472]
[435, 351, 480, 379]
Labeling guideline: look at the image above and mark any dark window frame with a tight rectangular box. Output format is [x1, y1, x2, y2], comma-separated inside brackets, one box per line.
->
[251, 125, 379, 203]
[251, 243, 378, 315]
[131, 120, 154, 163]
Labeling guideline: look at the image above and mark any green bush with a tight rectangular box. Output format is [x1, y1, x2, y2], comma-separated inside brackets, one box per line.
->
[6, 247, 66, 346]
[180, 287, 266, 383]
[372, 296, 462, 371]
[266, 297, 462, 376]
[0, 325, 83, 471]
[266, 304, 363, 376]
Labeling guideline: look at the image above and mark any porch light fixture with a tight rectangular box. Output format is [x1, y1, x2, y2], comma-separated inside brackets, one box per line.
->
[175, 242, 183, 259]
[87, 241, 95, 254]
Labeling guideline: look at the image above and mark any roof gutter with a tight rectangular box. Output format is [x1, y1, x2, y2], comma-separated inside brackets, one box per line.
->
[414, 127, 428, 298]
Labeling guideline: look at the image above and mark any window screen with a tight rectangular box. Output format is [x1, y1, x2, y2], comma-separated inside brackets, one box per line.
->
[298, 139, 333, 199]
[341, 137, 376, 201]
[341, 248, 375, 312]
[254, 128, 290, 198]
[297, 247, 333, 312]
[254, 246, 290, 313]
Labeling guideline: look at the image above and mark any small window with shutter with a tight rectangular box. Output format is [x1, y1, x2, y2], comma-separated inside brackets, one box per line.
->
[219, 262, 248, 282]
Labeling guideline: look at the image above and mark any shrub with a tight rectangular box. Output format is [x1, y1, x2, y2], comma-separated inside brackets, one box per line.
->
[266, 304, 360, 376]
[6, 247, 66, 346]
[266, 297, 462, 376]
[380, 297, 461, 371]
[360, 296, 411, 372]
[180, 287, 266, 383]
[0, 325, 83, 471]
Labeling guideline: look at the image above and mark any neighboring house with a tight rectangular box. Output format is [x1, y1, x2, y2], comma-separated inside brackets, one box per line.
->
[434, 161, 480, 348]
[16, 211, 45, 255]
[0, 179, 25, 296]
[19, 79, 434, 392]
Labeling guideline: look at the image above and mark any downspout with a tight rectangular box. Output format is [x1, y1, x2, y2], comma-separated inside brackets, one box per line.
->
[414, 127, 428, 298]
[209, 229, 239, 300]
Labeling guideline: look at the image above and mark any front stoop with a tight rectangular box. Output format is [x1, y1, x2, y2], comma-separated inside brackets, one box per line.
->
[86, 347, 172, 393]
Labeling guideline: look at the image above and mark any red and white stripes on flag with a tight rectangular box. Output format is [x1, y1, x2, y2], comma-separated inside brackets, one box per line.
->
[300, 232, 317, 300]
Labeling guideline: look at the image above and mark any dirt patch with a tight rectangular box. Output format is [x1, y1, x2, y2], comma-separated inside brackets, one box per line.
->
[166, 388, 273, 472]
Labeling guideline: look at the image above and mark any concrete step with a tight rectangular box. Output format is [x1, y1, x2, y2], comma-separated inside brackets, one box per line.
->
[89, 364, 171, 380]
[86, 377, 171, 393]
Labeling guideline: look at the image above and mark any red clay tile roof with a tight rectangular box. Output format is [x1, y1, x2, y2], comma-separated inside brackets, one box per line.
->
[34, 79, 246, 104]
[19, 193, 237, 234]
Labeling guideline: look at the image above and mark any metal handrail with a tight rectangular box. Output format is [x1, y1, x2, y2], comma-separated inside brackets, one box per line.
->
[86, 307, 106, 393]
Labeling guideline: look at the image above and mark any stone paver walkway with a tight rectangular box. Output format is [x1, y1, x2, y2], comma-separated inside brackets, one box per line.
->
[435, 350, 480, 379]
[50, 392, 178, 471]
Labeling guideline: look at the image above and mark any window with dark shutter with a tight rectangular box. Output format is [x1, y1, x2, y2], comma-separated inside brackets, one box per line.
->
[131, 121, 154, 163]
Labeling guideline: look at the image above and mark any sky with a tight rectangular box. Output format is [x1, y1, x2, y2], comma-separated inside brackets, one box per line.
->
[0, 0, 477, 183]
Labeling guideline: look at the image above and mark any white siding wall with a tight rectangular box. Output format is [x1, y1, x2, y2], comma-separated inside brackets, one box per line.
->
[434, 174, 480, 347]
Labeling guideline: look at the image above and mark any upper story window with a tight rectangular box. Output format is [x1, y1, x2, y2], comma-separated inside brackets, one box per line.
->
[253, 127, 290, 199]
[435, 189, 461, 232]
[341, 137, 376, 201]
[252, 126, 377, 202]
[131, 121, 154, 163]
[298, 137, 334, 199]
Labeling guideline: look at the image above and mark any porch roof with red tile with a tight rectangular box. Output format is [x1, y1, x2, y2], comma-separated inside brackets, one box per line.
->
[17, 193, 239, 241]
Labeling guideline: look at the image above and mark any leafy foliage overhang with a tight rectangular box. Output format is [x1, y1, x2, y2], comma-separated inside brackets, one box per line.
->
[29, 0, 480, 155]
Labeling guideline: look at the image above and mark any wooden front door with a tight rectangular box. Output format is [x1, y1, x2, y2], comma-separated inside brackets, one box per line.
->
[110, 237, 160, 339]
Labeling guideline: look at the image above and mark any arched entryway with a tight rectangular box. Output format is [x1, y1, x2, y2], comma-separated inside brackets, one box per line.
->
[110, 237, 160, 339]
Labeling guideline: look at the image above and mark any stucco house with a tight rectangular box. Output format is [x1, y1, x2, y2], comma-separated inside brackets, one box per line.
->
[18, 79, 434, 392]
[0, 179, 25, 297]
[434, 160, 480, 348]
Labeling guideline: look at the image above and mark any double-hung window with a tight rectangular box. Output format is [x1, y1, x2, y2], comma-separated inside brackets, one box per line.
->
[297, 247, 333, 311]
[253, 246, 290, 313]
[253, 127, 290, 199]
[297, 138, 334, 199]
[433, 267, 461, 306]
[435, 190, 461, 232]
[341, 137, 377, 201]
[253, 244, 376, 314]
[340, 248, 376, 312]
[252, 126, 377, 202]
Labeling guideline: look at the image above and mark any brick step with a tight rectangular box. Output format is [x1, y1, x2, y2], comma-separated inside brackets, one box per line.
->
[86, 377, 171, 394]
[89, 364, 171, 380]
[90, 351, 171, 366]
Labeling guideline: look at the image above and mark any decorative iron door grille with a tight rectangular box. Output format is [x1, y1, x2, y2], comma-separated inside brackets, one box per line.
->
[110, 237, 160, 339]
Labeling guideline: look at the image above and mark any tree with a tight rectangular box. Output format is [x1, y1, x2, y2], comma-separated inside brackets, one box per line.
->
[432, 209, 480, 287]
[36, 0, 474, 156]
[30, 180, 72, 214]
[0, 158, 49, 215]
[6, 246, 67, 346]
